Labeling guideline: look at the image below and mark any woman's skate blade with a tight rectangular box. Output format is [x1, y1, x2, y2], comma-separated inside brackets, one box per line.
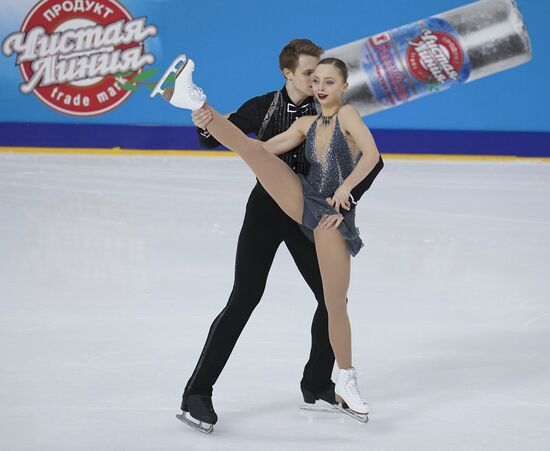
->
[176, 412, 214, 434]
[150, 54, 189, 100]
[318, 399, 369, 423]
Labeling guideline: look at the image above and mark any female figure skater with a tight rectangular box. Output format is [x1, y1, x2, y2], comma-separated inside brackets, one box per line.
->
[152, 55, 381, 420]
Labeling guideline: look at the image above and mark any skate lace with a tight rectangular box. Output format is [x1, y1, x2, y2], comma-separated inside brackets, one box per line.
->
[347, 372, 367, 405]
[190, 85, 205, 101]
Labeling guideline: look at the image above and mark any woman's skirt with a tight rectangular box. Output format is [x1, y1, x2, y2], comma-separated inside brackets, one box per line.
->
[298, 174, 364, 257]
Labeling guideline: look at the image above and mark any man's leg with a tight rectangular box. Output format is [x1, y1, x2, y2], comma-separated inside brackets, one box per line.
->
[182, 187, 286, 402]
[284, 224, 335, 395]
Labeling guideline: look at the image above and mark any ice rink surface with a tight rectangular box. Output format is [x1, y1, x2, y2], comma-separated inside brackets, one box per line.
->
[1, 152, 549, 451]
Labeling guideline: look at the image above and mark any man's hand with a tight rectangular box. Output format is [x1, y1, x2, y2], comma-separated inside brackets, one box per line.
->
[192, 106, 213, 130]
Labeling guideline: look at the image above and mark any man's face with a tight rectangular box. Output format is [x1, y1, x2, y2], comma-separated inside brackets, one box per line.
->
[289, 54, 320, 98]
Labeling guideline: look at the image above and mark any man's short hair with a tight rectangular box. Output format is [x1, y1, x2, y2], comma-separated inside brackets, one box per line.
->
[279, 39, 323, 72]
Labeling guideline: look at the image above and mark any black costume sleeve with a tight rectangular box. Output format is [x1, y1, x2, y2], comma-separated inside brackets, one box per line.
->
[196, 94, 275, 148]
[349, 155, 384, 209]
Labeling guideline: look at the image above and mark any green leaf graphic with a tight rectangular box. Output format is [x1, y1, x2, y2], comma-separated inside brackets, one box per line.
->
[122, 82, 137, 92]
[131, 69, 159, 83]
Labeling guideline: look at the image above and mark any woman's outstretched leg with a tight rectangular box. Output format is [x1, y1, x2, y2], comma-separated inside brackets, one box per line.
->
[205, 105, 304, 223]
[152, 57, 304, 223]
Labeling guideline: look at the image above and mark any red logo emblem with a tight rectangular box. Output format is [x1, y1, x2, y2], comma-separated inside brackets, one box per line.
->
[407, 30, 464, 84]
[2, 0, 157, 116]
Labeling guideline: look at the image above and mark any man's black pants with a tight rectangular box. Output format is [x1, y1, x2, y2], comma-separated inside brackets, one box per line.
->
[182, 183, 335, 402]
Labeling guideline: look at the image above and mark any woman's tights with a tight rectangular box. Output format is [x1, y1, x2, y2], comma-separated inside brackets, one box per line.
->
[205, 106, 354, 368]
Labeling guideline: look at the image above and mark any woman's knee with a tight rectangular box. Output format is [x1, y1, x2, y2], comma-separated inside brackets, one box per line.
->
[324, 297, 348, 316]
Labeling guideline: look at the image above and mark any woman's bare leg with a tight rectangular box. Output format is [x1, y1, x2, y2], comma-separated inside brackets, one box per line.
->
[205, 105, 304, 223]
[313, 227, 352, 369]
[207, 103, 353, 368]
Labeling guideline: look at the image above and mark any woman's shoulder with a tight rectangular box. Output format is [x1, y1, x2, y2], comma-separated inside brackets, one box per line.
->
[338, 104, 366, 131]
[295, 114, 318, 133]
[338, 104, 360, 120]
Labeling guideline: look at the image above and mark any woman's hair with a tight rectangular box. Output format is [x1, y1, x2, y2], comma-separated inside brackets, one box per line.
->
[279, 39, 324, 72]
[317, 58, 348, 82]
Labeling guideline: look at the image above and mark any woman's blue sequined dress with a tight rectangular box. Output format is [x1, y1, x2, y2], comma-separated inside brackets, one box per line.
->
[298, 114, 364, 256]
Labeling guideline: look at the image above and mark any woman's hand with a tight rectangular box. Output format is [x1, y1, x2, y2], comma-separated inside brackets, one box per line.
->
[192, 105, 213, 130]
[317, 213, 344, 231]
[327, 184, 352, 212]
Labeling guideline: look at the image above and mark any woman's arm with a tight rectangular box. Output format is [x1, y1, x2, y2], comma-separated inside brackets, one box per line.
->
[262, 116, 309, 155]
[330, 105, 381, 211]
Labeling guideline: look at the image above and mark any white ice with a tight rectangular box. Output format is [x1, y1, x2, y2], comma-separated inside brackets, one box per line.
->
[1, 152, 549, 451]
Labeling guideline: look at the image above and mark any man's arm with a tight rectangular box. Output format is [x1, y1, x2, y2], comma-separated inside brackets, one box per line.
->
[196, 94, 274, 148]
[349, 155, 384, 208]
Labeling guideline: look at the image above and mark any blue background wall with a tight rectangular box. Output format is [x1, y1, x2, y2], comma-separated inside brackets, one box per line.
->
[1, 0, 549, 153]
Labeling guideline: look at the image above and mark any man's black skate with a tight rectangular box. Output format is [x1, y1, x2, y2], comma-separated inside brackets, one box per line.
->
[177, 394, 218, 434]
[299, 382, 338, 413]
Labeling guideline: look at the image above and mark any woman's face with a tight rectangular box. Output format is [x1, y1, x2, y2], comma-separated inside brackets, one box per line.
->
[311, 64, 348, 106]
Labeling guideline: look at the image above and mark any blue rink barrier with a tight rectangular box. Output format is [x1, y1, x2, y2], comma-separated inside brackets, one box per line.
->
[0, 123, 548, 157]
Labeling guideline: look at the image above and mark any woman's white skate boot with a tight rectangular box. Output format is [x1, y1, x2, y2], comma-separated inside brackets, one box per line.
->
[150, 54, 205, 110]
[334, 367, 369, 422]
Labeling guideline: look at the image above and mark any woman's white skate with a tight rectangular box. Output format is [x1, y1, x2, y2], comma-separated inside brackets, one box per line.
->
[150, 54, 206, 110]
[330, 368, 370, 423]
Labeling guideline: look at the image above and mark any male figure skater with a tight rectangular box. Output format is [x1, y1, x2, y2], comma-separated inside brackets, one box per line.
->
[179, 39, 383, 433]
